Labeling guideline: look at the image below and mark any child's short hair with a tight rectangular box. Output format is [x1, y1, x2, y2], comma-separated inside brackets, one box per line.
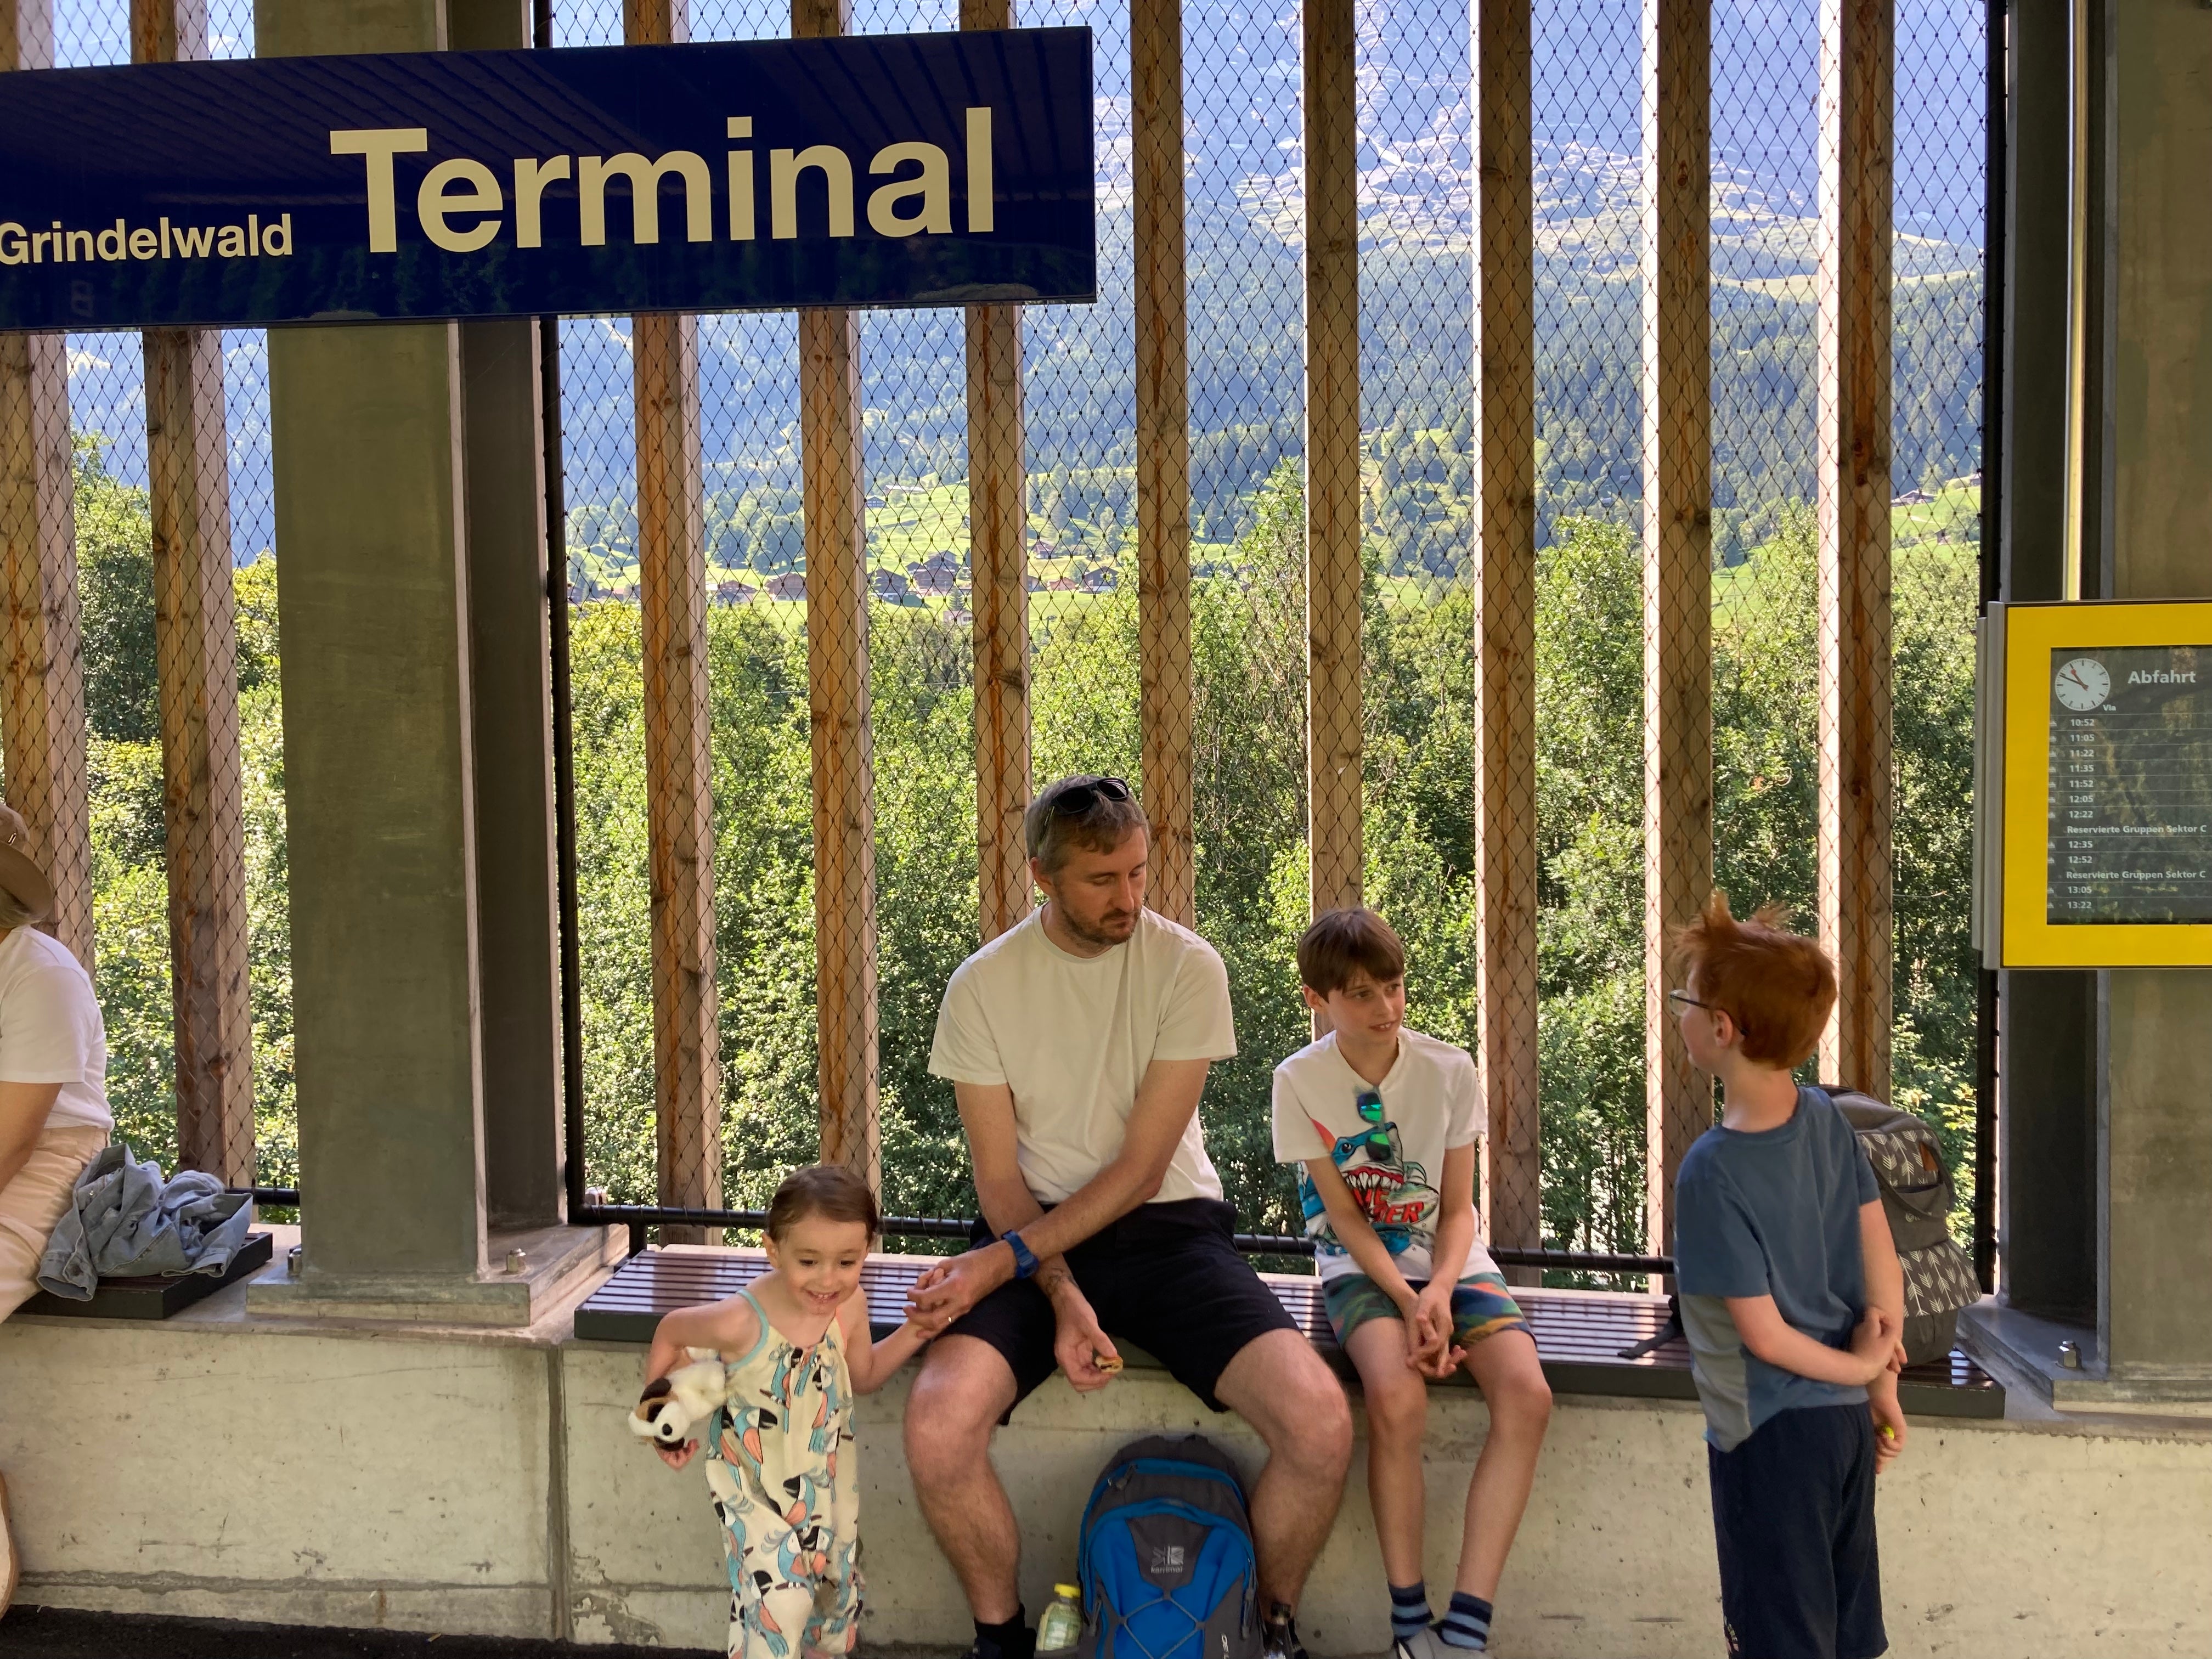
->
[1297, 907, 1407, 997]
[766, 1164, 881, 1242]
[1668, 891, 1837, 1068]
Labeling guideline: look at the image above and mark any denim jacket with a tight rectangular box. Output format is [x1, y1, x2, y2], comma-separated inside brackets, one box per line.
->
[35, 1142, 253, 1299]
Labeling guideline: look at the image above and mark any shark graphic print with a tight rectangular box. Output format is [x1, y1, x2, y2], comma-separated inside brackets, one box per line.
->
[1272, 1027, 1489, 1287]
[1299, 1098, 1443, 1268]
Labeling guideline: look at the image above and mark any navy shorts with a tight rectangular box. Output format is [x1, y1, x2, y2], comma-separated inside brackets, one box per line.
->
[945, 1197, 1298, 1414]
[1707, 1402, 1887, 1659]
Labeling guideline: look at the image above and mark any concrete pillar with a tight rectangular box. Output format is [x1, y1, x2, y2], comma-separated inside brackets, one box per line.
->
[449, 0, 566, 1232]
[261, 314, 493, 1303]
[2094, 0, 2212, 1399]
[1993, 0, 2097, 1325]
[249, 0, 602, 1319]
[461, 318, 563, 1231]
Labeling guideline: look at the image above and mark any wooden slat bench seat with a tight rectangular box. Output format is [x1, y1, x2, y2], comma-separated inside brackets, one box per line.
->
[575, 1246, 2002, 1419]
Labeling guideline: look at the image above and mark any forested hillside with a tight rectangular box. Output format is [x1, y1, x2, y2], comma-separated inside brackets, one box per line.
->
[69, 443, 1978, 1254]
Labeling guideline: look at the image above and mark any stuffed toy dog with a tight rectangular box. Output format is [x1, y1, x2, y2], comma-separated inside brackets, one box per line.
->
[630, 1348, 731, 1448]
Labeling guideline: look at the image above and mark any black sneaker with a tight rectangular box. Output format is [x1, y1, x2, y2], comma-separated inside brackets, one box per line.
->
[1261, 1609, 1308, 1659]
[964, 1631, 1037, 1659]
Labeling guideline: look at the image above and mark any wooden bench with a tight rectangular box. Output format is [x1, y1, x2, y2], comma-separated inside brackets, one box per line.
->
[574, 1246, 2002, 1419]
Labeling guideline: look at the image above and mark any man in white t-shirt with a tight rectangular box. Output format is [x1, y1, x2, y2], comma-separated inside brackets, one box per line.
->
[902, 776, 1352, 1659]
[0, 800, 114, 1618]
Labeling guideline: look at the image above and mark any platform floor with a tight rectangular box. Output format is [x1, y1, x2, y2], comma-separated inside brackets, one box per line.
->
[0, 1606, 714, 1658]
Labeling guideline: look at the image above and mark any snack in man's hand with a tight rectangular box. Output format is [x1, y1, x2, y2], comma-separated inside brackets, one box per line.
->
[1091, 1349, 1124, 1375]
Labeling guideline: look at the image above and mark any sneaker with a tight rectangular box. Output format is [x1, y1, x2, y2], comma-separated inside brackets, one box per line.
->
[1260, 1609, 1307, 1659]
[1398, 1628, 1486, 1654]
[1, 1469, 18, 1620]
[1393, 1628, 1467, 1659]
[963, 1632, 1036, 1659]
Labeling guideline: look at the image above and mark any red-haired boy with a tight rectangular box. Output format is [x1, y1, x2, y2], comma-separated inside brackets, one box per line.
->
[1669, 894, 1906, 1659]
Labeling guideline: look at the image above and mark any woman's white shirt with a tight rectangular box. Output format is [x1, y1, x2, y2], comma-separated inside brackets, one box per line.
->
[0, 926, 112, 1133]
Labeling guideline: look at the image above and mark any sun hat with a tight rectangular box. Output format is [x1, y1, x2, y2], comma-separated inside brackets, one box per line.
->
[0, 803, 56, 925]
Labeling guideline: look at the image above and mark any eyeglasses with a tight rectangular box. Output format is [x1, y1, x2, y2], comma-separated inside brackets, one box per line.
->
[1351, 1088, 1392, 1153]
[1668, 989, 1726, 1017]
[1048, 776, 1133, 816]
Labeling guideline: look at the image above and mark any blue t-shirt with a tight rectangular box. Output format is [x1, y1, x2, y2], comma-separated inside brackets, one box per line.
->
[1674, 1086, 1881, 1451]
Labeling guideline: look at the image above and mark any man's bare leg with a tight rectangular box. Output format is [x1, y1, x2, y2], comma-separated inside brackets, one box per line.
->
[904, 1335, 1024, 1623]
[1212, 1328, 1355, 1612]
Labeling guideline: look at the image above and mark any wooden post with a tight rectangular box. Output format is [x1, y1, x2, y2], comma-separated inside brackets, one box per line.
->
[0, 0, 91, 970]
[1133, 0, 1194, 928]
[630, 0, 723, 1235]
[1641, 0, 1711, 1255]
[144, 327, 256, 1183]
[1305, 0, 1361, 924]
[1816, 0, 1892, 1096]
[964, 0, 1031, 945]
[136, 0, 255, 1186]
[1472, 0, 1541, 1259]
[798, 0, 878, 1192]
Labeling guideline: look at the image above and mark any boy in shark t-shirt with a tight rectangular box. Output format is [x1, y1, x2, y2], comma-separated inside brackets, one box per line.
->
[1272, 909, 1551, 1659]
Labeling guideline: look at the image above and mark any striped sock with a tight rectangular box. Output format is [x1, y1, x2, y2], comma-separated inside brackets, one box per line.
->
[1436, 1593, 1492, 1652]
[1388, 1582, 1431, 1644]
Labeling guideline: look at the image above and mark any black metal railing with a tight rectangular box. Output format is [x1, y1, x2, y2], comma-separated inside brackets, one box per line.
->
[239, 1189, 1673, 1277]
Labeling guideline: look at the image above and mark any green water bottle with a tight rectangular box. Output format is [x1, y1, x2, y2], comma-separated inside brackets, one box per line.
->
[1037, 1583, 1084, 1654]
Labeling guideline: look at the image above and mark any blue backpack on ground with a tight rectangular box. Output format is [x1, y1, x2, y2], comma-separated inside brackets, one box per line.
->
[1075, 1435, 1261, 1659]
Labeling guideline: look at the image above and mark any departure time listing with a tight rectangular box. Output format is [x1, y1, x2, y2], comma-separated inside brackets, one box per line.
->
[2047, 645, 2212, 924]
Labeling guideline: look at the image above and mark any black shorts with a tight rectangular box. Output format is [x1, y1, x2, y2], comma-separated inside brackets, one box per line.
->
[945, 1197, 1298, 1414]
[1708, 1402, 1887, 1659]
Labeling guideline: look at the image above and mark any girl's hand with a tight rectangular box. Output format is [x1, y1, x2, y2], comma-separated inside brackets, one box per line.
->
[655, 1438, 699, 1471]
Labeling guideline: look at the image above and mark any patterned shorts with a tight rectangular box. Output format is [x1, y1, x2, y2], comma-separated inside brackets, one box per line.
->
[1323, 1269, 1530, 1351]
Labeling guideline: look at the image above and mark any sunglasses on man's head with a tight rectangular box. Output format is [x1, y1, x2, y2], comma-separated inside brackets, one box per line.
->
[1049, 776, 1133, 815]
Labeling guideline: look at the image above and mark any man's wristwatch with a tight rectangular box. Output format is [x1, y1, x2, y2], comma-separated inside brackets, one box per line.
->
[1001, 1228, 1041, 1279]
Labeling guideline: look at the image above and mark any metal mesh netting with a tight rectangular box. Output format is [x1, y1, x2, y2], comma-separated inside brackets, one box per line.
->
[557, 0, 969, 1227]
[546, 0, 1988, 1252]
[1704, 0, 1984, 1241]
[1883, 0, 1983, 1206]
[1521, 0, 1645, 1257]
[24, 0, 284, 1189]
[15, 0, 1986, 1255]
[557, 1, 725, 1236]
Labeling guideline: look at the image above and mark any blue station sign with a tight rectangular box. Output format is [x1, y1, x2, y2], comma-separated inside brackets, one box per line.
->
[0, 31, 1094, 330]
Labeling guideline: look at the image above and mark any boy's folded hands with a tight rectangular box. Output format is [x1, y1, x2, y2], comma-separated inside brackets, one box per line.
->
[1402, 1289, 1464, 1379]
[1847, 1307, 1904, 1386]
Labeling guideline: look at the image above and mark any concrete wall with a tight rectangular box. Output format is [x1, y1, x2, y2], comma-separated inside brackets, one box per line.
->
[0, 1316, 558, 1635]
[6, 1300, 2212, 1657]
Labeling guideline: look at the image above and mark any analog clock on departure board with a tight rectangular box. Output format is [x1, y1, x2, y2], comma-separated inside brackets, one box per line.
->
[2053, 657, 2111, 711]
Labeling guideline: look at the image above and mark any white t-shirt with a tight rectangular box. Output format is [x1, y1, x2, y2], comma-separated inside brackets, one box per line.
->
[0, 925, 112, 1133]
[928, 906, 1237, 1206]
[1271, 1027, 1495, 1285]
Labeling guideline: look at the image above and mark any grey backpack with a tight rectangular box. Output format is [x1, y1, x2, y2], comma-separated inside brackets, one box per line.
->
[1825, 1088, 1980, 1366]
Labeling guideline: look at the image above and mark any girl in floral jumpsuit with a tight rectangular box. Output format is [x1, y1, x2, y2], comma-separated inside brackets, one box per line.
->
[642, 1167, 935, 1659]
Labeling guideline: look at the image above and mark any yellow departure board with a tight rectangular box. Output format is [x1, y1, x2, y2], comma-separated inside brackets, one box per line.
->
[1993, 600, 2212, 967]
